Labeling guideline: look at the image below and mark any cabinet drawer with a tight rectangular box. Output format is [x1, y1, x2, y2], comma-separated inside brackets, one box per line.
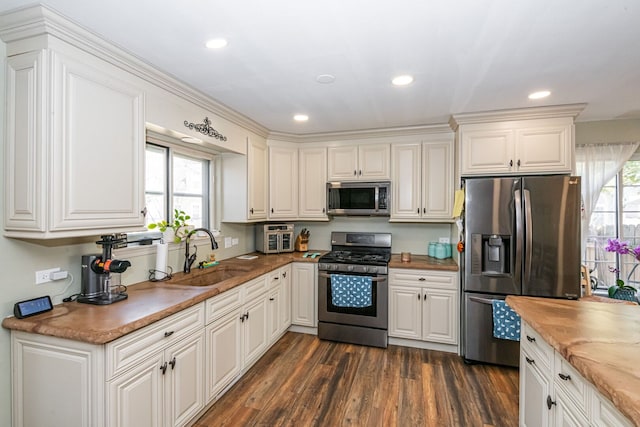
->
[205, 287, 242, 325]
[106, 303, 204, 379]
[554, 352, 589, 413]
[591, 389, 634, 427]
[520, 322, 554, 372]
[389, 269, 456, 290]
[244, 275, 269, 301]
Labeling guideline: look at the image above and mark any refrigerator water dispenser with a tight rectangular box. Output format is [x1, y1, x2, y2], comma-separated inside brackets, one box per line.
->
[469, 234, 511, 276]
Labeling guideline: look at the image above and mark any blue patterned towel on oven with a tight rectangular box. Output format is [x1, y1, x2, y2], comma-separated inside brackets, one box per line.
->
[330, 274, 373, 308]
[492, 300, 521, 341]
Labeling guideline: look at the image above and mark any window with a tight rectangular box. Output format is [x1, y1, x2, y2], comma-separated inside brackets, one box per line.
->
[145, 142, 212, 231]
[585, 159, 640, 289]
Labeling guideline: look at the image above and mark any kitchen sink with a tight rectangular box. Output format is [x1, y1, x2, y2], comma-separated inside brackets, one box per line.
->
[168, 265, 253, 286]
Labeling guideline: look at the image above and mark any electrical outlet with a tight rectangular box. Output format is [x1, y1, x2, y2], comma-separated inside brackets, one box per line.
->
[35, 267, 61, 285]
[231, 238, 239, 246]
[224, 237, 232, 248]
[439, 237, 450, 244]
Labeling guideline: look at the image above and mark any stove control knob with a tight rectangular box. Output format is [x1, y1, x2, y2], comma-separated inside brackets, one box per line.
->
[347, 265, 354, 272]
[330, 264, 338, 271]
[367, 266, 376, 273]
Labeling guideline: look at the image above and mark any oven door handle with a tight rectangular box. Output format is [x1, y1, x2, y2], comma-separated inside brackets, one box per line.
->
[318, 272, 387, 282]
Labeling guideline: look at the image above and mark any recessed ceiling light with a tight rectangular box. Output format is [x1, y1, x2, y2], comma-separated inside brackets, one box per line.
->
[392, 75, 414, 86]
[528, 90, 551, 100]
[316, 74, 336, 84]
[205, 38, 228, 49]
[293, 114, 309, 122]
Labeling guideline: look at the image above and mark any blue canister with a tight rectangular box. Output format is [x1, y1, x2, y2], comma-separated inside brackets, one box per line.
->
[428, 242, 437, 257]
[445, 243, 452, 258]
[435, 243, 447, 259]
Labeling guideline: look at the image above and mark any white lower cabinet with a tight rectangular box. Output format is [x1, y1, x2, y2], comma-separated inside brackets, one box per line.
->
[388, 269, 458, 347]
[291, 262, 318, 327]
[267, 265, 292, 343]
[519, 321, 633, 427]
[205, 307, 242, 401]
[108, 330, 204, 427]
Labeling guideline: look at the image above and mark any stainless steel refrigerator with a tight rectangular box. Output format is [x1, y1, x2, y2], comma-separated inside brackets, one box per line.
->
[462, 175, 581, 367]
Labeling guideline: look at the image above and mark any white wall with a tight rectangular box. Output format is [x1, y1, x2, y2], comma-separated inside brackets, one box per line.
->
[576, 119, 640, 144]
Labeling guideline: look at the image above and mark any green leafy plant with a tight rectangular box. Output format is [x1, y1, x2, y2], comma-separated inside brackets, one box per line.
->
[147, 209, 191, 243]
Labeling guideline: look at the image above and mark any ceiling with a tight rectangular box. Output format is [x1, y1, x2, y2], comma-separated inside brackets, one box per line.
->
[1, 1, 639, 135]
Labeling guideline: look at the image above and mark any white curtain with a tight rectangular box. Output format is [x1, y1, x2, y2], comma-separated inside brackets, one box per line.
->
[575, 141, 640, 256]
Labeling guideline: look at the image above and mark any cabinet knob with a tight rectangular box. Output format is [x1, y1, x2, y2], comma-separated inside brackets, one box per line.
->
[417, 208, 420, 213]
[509, 159, 513, 168]
[169, 357, 176, 370]
[423, 294, 427, 300]
[353, 170, 357, 176]
[164, 331, 174, 338]
[250, 208, 254, 214]
[271, 208, 274, 213]
[282, 271, 287, 278]
[423, 208, 426, 214]
[417, 293, 421, 300]
[546, 395, 556, 410]
[359, 170, 362, 176]
[558, 373, 571, 381]
[269, 297, 275, 301]
[418, 277, 426, 281]
[525, 356, 535, 365]
[160, 362, 168, 375]
[517, 159, 521, 167]
[526, 335, 536, 343]
[140, 207, 148, 216]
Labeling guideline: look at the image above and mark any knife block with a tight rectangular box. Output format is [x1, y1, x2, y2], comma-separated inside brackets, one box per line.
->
[295, 234, 308, 252]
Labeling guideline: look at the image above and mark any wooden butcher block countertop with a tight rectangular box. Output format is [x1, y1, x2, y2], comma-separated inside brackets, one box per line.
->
[2, 251, 326, 345]
[506, 295, 640, 426]
[389, 254, 458, 271]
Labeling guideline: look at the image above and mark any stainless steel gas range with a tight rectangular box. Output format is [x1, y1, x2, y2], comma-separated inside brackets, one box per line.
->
[317, 231, 391, 348]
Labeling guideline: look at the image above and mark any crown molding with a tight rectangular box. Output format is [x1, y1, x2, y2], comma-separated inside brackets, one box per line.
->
[449, 103, 587, 130]
[268, 123, 453, 143]
[0, 4, 270, 138]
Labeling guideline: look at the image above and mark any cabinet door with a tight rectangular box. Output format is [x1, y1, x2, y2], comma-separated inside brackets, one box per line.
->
[388, 285, 422, 339]
[328, 145, 359, 180]
[460, 129, 515, 175]
[359, 144, 390, 180]
[247, 137, 268, 220]
[269, 145, 298, 219]
[299, 147, 328, 218]
[164, 332, 205, 427]
[267, 285, 282, 344]
[50, 49, 145, 231]
[109, 352, 164, 427]
[391, 143, 422, 219]
[280, 265, 292, 333]
[554, 387, 589, 427]
[422, 141, 453, 219]
[519, 348, 552, 427]
[242, 296, 268, 369]
[422, 289, 457, 344]
[5, 51, 47, 232]
[516, 125, 571, 173]
[291, 263, 317, 327]
[205, 309, 242, 401]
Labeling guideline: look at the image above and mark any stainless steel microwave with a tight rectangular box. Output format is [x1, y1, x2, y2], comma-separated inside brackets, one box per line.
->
[326, 181, 391, 216]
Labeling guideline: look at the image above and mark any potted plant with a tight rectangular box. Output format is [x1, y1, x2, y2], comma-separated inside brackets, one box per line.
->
[604, 239, 639, 302]
[147, 209, 192, 243]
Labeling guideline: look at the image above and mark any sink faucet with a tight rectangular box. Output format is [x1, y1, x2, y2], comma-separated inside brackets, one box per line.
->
[184, 228, 219, 273]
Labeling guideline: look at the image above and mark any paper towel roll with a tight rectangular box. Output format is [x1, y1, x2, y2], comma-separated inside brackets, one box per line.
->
[155, 242, 168, 280]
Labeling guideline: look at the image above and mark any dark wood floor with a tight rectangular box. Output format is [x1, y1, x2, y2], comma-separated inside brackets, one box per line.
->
[194, 332, 519, 427]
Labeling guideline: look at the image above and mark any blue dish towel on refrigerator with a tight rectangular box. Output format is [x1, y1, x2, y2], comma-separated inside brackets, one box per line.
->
[492, 300, 521, 341]
[330, 274, 372, 308]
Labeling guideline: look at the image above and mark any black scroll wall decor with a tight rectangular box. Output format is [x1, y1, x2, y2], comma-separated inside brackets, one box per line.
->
[183, 117, 227, 141]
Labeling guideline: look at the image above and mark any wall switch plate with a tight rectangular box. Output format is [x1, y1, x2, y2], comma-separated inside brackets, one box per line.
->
[35, 268, 61, 285]
[224, 237, 232, 248]
[231, 238, 239, 246]
[439, 237, 450, 244]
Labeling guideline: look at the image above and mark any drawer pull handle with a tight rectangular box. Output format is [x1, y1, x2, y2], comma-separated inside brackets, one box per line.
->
[269, 297, 275, 301]
[169, 357, 176, 370]
[525, 357, 535, 365]
[546, 395, 556, 410]
[160, 362, 168, 375]
[526, 335, 536, 343]
[282, 271, 287, 278]
[240, 314, 246, 322]
[558, 373, 571, 381]
[418, 277, 426, 281]
[164, 331, 175, 338]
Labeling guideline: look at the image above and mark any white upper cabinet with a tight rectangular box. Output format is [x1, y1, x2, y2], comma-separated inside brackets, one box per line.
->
[327, 144, 390, 181]
[222, 136, 268, 222]
[4, 46, 146, 238]
[453, 106, 585, 176]
[268, 144, 298, 219]
[298, 146, 328, 219]
[391, 137, 454, 221]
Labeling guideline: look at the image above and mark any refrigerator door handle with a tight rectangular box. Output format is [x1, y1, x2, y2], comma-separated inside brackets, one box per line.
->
[524, 189, 533, 284]
[514, 189, 523, 287]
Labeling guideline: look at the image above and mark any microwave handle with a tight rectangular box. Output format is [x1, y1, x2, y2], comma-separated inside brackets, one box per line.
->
[374, 186, 379, 212]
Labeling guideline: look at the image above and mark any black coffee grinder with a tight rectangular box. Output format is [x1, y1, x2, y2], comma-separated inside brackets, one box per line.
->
[78, 234, 131, 305]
